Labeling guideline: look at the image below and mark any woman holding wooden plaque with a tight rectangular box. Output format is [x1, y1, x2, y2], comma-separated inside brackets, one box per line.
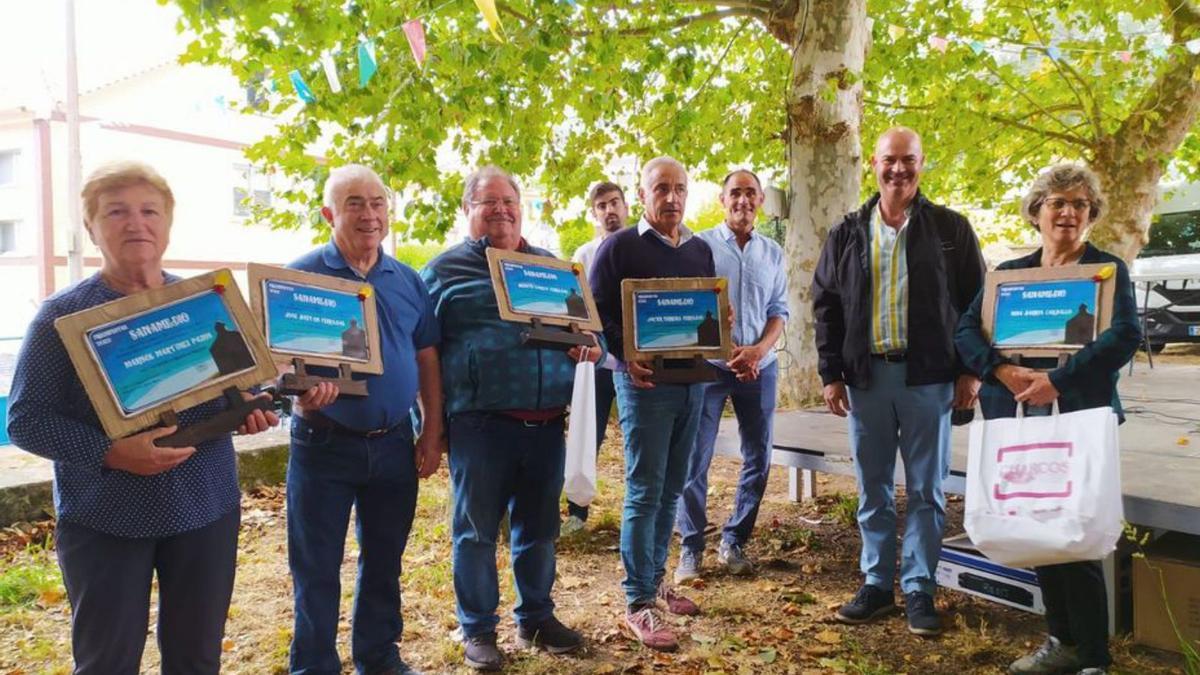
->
[955, 163, 1141, 675]
[6, 161, 279, 674]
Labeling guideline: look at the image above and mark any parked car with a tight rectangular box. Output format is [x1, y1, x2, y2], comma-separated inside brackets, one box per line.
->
[1135, 185, 1200, 352]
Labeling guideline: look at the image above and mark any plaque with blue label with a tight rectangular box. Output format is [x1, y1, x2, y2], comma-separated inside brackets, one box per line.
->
[981, 262, 1118, 360]
[247, 264, 382, 397]
[54, 269, 278, 445]
[485, 248, 601, 350]
[621, 277, 732, 383]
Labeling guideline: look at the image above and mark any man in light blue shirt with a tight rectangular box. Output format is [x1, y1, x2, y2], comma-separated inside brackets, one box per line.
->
[675, 169, 788, 581]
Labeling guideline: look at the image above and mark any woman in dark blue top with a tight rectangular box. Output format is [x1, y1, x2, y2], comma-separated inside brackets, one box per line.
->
[6, 161, 279, 674]
[956, 163, 1141, 675]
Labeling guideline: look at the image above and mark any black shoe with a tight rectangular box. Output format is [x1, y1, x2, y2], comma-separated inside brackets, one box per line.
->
[835, 584, 896, 624]
[904, 591, 942, 636]
[464, 632, 504, 671]
[516, 615, 584, 654]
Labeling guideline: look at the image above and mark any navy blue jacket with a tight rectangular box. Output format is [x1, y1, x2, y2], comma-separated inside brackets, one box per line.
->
[955, 243, 1142, 421]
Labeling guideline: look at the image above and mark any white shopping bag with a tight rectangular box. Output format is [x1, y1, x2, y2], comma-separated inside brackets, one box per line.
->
[564, 356, 597, 507]
[964, 403, 1123, 568]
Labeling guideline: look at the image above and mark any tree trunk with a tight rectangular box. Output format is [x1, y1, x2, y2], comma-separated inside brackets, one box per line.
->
[777, 0, 868, 406]
[1089, 139, 1164, 264]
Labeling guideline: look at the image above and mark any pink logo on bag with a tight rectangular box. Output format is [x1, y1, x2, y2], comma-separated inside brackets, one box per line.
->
[993, 441, 1073, 500]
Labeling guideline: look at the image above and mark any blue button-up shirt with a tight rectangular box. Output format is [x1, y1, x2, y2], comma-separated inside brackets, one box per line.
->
[697, 223, 789, 370]
[289, 243, 439, 431]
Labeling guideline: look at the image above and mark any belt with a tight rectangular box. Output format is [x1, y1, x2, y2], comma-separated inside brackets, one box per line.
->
[474, 410, 567, 428]
[300, 411, 407, 439]
[870, 350, 907, 363]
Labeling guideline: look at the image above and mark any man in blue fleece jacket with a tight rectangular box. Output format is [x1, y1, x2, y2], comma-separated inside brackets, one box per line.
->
[422, 166, 604, 672]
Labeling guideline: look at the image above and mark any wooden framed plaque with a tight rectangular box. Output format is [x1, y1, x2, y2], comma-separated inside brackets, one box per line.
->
[486, 247, 601, 349]
[247, 264, 383, 370]
[981, 262, 1118, 359]
[54, 269, 278, 442]
[620, 277, 732, 374]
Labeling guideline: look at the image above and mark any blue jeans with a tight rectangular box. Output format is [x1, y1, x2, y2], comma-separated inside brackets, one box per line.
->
[449, 412, 565, 637]
[845, 359, 953, 596]
[567, 367, 616, 520]
[615, 374, 705, 606]
[287, 418, 418, 675]
[677, 362, 777, 553]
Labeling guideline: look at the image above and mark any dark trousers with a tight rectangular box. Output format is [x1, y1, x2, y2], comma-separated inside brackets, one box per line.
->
[55, 509, 240, 675]
[287, 418, 418, 675]
[449, 412, 565, 637]
[567, 367, 616, 521]
[1037, 560, 1111, 667]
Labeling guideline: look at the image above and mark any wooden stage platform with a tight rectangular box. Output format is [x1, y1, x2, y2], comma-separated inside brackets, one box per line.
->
[715, 363, 1200, 536]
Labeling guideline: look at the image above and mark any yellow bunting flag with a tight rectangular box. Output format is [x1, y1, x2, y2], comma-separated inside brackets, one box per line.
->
[888, 24, 906, 40]
[473, 0, 505, 42]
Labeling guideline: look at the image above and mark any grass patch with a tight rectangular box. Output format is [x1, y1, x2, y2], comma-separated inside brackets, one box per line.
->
[830, 492, 859, 528]
[0, 549, 63, 610]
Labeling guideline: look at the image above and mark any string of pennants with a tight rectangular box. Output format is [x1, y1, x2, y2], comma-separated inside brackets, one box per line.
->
[869, 17, 1200, 64]
[266, 9, 1200, 107]
[267, 0, 503, 106]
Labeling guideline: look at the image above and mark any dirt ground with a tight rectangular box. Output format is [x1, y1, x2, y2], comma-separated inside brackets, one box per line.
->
[3, 347, 1198, 675]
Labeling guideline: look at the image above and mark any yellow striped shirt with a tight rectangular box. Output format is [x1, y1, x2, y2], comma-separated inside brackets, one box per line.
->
[869, 204, 909, 353]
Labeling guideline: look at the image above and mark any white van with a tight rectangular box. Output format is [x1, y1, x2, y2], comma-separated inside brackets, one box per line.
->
[1134, 183, 1200, 351]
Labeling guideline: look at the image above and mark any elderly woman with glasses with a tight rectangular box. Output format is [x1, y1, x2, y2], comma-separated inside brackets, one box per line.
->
[6, 161, 279, 674]
[954, 163, 1141, 675]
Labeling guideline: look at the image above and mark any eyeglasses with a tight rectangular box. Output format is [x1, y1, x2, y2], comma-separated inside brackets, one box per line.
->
[1043, 198, 1091, 213]
[470, 198, 520, 210]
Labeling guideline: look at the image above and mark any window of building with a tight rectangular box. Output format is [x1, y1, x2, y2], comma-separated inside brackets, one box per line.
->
[233, 163, 273, 217]
[0, 221, 17, 254]
[0, 151, 18, 187]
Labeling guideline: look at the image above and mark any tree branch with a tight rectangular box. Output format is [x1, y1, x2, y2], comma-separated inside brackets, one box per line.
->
[983, 113, 1092, 147]
[978, 58, 1091, 144]
[675, 0, 774, 11]
[497, 3, 766, 37]
[1164, 0, 1200, 40]
[1019, 0, 1100, 141]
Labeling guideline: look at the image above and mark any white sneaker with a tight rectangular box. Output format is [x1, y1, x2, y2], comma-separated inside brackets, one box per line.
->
[1008, 636, 1082, 675]
[561, 515, 586, 536]
[673, 548, 702, 584]
[717, 541, 753, 576]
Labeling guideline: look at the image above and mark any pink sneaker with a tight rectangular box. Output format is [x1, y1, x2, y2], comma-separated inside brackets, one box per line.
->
[657, 583, 701, 616]
[624, 606, 677, 651]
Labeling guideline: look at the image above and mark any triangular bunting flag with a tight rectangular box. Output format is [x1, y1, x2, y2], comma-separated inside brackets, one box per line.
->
[1118, 50, 1132, 63]
[473, 0, 505, 42]
[968, 40, 985, 55]
[1046, 45, 1062, 62]
[321, 53, 342, 94]
[866, 17, 875, 32]
[289, 70, 316, 104]
[929, 35, 949, 53]
[1187, 38, 1200, 55]
[403, 20, 427, 67]
[358, 41, 378, 87]
[888, 24, 906, 40]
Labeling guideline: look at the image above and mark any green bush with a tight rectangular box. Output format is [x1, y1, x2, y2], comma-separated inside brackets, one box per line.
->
[393, 242, 449, 271]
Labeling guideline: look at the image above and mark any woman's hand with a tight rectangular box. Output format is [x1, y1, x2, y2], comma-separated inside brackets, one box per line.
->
[104, 426, 196, 476]
[567, 334, 602, 363]
[1014, 371, 1061, 406]
[994, 364, 1035, 397]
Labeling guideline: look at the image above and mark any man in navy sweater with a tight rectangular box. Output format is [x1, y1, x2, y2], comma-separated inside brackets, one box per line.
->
[590, 156, 716, 651]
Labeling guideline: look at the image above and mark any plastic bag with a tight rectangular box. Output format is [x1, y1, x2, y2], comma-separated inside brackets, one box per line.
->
[564, 357, 597, 507]
[964, 403, 1123, 568]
